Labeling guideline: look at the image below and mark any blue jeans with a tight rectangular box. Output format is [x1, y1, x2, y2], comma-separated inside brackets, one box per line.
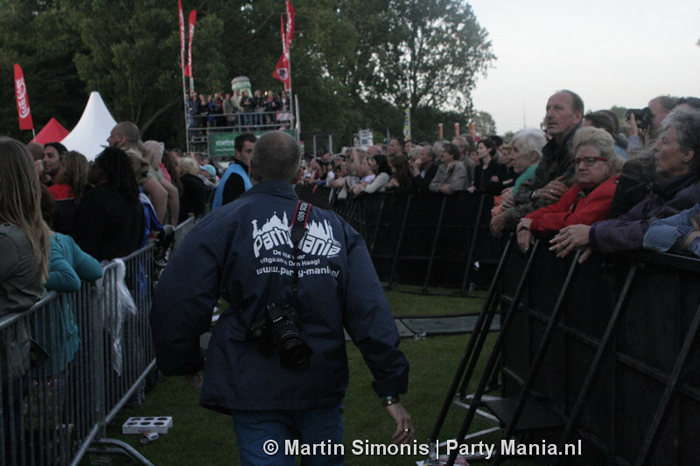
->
[232, 404, 344, 466]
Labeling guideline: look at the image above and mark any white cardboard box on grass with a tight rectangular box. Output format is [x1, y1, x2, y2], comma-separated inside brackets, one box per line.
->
[122, 416, 173, 434]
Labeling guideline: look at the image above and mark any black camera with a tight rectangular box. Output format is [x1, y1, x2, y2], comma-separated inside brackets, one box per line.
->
[248, 304, 313, 368]
[625, 107, 652, 130]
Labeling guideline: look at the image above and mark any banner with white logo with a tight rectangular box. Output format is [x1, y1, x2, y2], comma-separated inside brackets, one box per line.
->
[14, 64, 34, 131]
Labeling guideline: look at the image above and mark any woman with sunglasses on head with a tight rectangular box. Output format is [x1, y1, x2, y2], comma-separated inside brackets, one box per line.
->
[517, 127, 622, 253]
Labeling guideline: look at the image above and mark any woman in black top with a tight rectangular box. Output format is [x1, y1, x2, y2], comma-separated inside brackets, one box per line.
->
[468, 138, 507, 193]
[72, 148, 144, 261]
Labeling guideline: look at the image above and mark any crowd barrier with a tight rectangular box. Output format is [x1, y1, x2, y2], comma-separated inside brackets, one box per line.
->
[295, 185, 501, 292]
[434, 235, 700, 465]
[0, 217, 195, 466]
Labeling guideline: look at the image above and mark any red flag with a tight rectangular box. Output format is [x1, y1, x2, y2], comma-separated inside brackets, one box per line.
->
[272, 15, 290, 90]
[14, 64, 34, 131]
[273, 1, 294, 91]
[178, 0, 185, 69]
[185, 10, 197, 77]
[284, 0, 295, 48]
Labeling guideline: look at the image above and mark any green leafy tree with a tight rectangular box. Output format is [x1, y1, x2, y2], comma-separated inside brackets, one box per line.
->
[471, 110, 497, 137]
[369, 0, 495, 113]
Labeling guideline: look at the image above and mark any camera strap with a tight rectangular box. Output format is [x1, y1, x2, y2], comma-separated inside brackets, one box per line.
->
[291, 201, 312, 306]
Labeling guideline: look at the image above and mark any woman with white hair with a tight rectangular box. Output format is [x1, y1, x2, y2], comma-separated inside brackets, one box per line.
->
[517, 127, 623, 252]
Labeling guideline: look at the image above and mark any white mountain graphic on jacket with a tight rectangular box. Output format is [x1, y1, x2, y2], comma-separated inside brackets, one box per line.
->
[252, 212, 341, 258]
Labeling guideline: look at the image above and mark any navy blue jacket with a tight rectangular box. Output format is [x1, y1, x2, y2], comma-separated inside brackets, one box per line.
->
[151, 180, 409, 413]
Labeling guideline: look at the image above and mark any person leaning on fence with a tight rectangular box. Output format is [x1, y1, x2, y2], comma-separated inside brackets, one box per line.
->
[550, 108, 700, 262]
[38, 185, 102, 376]
[353, 154, 392, 195]
[516, 127, 623, 253]
[0, 137, 50, 374]
[490, 90, 584, 236]
[429, 143, 468, 195]
[491, 129, 547, 217]
[0, 137, 50, 462]
[410, 144, 438, 192]
[151, 130, 414, 466]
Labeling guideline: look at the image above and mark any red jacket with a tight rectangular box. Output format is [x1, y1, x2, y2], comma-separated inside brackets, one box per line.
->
[526, 175, 619, 235]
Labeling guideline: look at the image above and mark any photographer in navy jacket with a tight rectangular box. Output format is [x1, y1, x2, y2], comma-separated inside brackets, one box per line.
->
[151, 131, 413, 465]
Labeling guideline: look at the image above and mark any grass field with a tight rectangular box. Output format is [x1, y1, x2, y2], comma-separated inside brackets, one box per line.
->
[83, 287, 534, 465]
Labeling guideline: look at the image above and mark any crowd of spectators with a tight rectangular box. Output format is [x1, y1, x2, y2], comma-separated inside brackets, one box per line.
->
[187, 89, 293, 136]
[3, 88, 700, 461]
[296, 91, 700, 267]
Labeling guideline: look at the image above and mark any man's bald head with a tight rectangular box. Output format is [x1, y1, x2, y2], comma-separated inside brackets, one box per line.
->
[250, 131, 300, 184]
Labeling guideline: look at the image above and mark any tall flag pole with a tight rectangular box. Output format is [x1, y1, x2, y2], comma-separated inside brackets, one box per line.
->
[185, 10, 197, 96]
[178, 0, 190, 152]
[14, 64, 35, 138]
[273, 0, 295, 94]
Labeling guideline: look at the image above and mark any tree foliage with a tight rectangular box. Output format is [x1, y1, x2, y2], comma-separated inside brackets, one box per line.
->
[0, 0, 495, 147]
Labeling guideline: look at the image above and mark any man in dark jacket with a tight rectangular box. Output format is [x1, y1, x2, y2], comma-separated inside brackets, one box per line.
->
[491, 90, 584, 235]
[151, 131, 413, 465]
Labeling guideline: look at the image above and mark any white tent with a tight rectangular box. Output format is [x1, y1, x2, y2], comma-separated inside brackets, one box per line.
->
[61, 91, 118, 160]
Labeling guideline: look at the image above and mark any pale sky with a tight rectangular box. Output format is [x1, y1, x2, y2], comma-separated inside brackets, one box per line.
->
[467, 0, 700, 135]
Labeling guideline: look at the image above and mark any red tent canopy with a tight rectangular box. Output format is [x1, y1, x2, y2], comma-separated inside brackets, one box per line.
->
[30, 117, 70, 145]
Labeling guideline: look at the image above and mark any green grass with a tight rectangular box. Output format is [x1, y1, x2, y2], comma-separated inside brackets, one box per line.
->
[83, 289, 535, 466]
[385, 285, 486, 316]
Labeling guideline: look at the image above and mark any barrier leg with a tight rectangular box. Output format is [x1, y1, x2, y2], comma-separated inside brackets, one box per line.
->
[444, 240, 542, 466]
[86, 438, 155, 466]
[422, 196, 447, 293]
[460, 194, 486, 294]
[387, 195, 413, 289]
[635, 297, 700, 466]
[490, 250, 582, 465]
[428, 238, 514, 452]
[553, 263, 638, 463]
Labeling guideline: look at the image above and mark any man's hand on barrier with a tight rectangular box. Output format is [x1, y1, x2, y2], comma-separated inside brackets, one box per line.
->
[550, 224, 591, 258]
[500, 188, 514, 209]
[385, 401, 415, 444]
[517, 218, 534, 253]
[185, 372, 204, 390]
[578, 247, 593, 263]
[490, 214, 506, 238]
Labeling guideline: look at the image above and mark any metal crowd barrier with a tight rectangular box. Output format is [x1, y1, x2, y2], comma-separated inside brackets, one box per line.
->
[295, 185, 501, 293]
[433, 236, 700, 465]
[0, 217, 194, 466]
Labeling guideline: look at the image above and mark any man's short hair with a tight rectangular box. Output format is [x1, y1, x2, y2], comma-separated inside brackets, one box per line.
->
[235, 133, 257, 152]
[676, 96, 700, 110]
[251, 131, 300, 183]
[559, 89, 585, 115]
[653, 95, 679, 113]
[584, 111, 617, 138]
[115, 122, 141, 145]
[442, 143, 461, 160]
[393, 138, 405, 149]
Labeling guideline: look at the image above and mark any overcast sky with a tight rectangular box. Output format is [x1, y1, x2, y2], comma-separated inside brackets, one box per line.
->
[466, 0, 700, 135]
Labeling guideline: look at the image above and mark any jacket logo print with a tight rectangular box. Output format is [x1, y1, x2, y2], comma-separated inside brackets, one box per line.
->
[252, 212, 342, 258]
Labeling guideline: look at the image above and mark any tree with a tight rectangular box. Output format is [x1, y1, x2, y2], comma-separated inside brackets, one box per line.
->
[369, 0, 495, 113]
[471, 110, 496, 137]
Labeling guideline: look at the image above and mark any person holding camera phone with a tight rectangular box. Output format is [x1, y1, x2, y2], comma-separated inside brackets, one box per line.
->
[151, 131, 413, 465]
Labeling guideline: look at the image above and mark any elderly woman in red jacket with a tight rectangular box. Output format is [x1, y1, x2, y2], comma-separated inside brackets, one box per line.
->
[517, 127, 623, 252]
